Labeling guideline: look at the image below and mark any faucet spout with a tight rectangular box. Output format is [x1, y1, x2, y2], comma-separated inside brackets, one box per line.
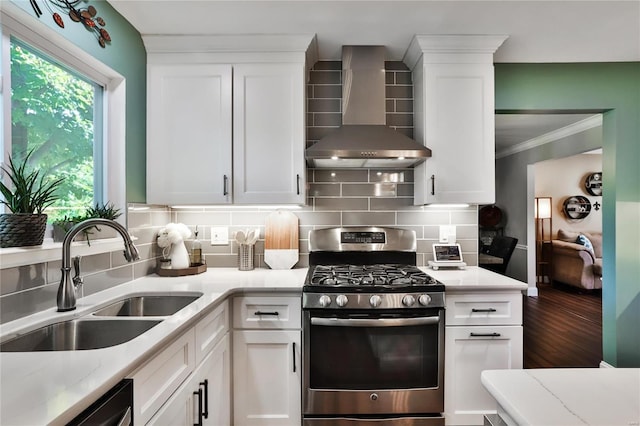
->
[57, 218, 139, 312]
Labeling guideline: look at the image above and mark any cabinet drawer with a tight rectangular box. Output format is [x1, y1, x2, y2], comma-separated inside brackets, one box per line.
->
[195, 300, 229, 365]
[130, 329, 195, 425]
[233, 296, 301, 329]
[446, 293, 522, 326]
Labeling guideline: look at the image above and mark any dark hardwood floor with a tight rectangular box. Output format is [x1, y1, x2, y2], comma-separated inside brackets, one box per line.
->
[523, 282, 603, 369]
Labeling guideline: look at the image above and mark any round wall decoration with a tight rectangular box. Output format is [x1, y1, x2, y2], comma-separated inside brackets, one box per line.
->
[584, 172, 602, 196]
[562, 195, 592, 219]
[479, 205, 503, 228]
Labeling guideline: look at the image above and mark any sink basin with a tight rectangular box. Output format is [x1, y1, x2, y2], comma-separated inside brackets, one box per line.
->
[0, 319, 161, 352]
[91, 294, 203, 317]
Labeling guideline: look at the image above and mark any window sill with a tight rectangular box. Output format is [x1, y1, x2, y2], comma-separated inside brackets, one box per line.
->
[0, 237, 133, 269]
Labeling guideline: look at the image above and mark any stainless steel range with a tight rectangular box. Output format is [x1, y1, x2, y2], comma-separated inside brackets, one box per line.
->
[302, 227, 445, 426]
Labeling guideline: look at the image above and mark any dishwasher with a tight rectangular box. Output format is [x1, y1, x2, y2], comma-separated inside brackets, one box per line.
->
[67, 379, 133, 426]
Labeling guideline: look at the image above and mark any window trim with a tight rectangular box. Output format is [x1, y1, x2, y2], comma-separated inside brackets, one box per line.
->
[0, 3, 127, 265]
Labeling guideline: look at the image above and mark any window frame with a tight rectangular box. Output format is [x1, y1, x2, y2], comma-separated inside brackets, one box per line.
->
[0, 4, 127, 265]
[1, 4, 125, 223]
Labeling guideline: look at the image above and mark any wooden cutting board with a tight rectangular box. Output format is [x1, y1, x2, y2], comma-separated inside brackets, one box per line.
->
[264, 210, 299, 269]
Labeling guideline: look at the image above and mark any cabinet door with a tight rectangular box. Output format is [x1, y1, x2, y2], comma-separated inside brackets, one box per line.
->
[233, 329, 301, 425]
[147, 63, 233, 204]
[131, 329, 195, 425]
[233, 63, 306, 204]
[147, 334, 231, 426]
[444, 326, 523, 426]
[203, 334, 231, 426]
[414, 63, 495, 205]
[145, 377, 194, 426]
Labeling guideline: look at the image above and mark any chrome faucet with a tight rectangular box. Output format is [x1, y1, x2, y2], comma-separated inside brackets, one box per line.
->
[57, 218, 140, 312]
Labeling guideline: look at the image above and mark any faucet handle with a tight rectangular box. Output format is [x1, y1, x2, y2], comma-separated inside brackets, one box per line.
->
[73, 255, 81, 276]
[73, 256, 84, 289]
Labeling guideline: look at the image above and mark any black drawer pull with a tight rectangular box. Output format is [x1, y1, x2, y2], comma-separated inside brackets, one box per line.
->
[292, 342, 297, 373]
[470, 332, 502, 337]
[200, 380, 209, 419]
[472, 308, 497, 313]
[254, 311, 279, 316]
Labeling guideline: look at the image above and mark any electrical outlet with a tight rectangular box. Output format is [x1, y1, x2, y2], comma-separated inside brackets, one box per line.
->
[211, 227, 229, 245]
[439, 225, 456, 243]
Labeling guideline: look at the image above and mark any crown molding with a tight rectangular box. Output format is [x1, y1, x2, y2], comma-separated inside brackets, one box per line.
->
[496, 114, 603, 159]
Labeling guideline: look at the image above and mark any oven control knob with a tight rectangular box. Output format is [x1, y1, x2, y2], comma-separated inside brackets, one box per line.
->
[418, 294, 432, 306]
[318, 295, 332, 308]
[402, 295, 416, 307]
[369, 294, 383, 308]
[336, 294, 349, 307]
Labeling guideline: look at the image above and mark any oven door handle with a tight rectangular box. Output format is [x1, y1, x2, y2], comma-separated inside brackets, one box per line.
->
[310, 316, 440, 327]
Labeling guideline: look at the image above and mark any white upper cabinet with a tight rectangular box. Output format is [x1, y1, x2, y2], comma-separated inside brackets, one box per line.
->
[404, 35, 507, 205]
[147, 64, 233, 205]
[233, 63, 306, 204]
[144, 35, 316, 205]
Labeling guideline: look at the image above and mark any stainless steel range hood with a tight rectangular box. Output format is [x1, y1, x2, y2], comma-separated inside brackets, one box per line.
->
[306, 45, 431, 168]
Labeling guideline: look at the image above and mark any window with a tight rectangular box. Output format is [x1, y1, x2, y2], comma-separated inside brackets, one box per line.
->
[9, 38, 104, 222]
[1, 6, 126, 232]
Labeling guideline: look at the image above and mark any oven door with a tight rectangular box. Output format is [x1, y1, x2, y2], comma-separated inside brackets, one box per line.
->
[303, 308, 444, 416]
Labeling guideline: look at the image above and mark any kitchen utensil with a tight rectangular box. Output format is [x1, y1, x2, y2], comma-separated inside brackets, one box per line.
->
[247, 228, 260, 245]
[264, 211, 299, 269]
[245, 229, 255, 245]
[235, 229, 246, 245]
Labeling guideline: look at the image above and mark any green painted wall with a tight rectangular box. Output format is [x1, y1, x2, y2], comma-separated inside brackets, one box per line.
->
[495, 63, 640, 367]
[9, 0, 147, 202]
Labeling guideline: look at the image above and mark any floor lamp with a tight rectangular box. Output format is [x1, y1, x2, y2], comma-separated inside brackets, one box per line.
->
[535, 197, 552, 284]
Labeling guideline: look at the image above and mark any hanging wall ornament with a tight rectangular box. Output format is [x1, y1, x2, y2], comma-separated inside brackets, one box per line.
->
[31, 0, 113, 48]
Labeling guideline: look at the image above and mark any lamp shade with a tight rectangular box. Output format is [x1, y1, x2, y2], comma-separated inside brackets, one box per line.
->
[535, 197, 552, 219]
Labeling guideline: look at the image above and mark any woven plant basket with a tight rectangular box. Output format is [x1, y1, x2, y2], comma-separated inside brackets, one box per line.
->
[0, 214, 48, 248]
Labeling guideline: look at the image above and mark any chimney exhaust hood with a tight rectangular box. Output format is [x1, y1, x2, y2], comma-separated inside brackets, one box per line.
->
[305, 45, 431, 168]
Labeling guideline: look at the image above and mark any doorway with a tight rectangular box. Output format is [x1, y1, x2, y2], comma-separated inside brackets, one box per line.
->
[494, 111, 604, 368]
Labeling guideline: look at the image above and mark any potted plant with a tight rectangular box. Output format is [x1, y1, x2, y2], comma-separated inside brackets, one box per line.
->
[0, 151, 63, 248]
[53, 201, 122, 244]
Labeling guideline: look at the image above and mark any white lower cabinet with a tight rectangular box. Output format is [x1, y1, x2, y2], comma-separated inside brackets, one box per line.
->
[233, 295, 302, 426]
[130, 301, 231, 425]
[233, 330, 301, 426]
[147, 333, 231, 426]
[444, 292, 523, 426]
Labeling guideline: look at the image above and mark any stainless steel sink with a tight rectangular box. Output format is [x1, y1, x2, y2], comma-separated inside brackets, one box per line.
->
[0, 319, 161, 352]
[91, 294, 203, 317]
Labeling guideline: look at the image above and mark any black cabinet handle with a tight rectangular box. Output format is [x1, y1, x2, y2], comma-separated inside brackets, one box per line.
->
[223, 175, 229, 196]
[254, 311, 279, 316]
[193, 388, 203, 426]
[472, 308, 497, 313]
[296, 174, 301, 195]
[470, 332, 502, 337]
[200, 380, 209, 419]
[292, 342, 297, 373]
[430, 174, 435, 195]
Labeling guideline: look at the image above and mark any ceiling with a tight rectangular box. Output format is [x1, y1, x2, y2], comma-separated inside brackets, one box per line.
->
[108, 1, 623, 151]
[108, 0, 639, 63]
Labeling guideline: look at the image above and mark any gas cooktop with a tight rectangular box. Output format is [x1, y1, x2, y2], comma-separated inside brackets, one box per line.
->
[305, 264, 442, 291]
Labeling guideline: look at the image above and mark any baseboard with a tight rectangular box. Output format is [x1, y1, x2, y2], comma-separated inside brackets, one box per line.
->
[599, 360, 615, 368]
[526, 287, 539, 297]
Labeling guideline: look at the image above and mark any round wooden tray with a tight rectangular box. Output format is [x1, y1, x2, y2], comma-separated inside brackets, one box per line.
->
[157, 263, 207, 277]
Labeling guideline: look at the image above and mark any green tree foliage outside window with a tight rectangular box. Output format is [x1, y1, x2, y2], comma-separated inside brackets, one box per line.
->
[10, 39, 100, 223]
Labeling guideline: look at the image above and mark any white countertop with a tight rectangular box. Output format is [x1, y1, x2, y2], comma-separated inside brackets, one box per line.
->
[423, 265, 528, 292]
[0, 267, 307, 426]
[0, 266, 524, 425]
[482, 368, 640, 425]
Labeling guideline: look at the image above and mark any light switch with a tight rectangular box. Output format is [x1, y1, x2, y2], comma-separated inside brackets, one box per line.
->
[211, 227, 229, 245]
